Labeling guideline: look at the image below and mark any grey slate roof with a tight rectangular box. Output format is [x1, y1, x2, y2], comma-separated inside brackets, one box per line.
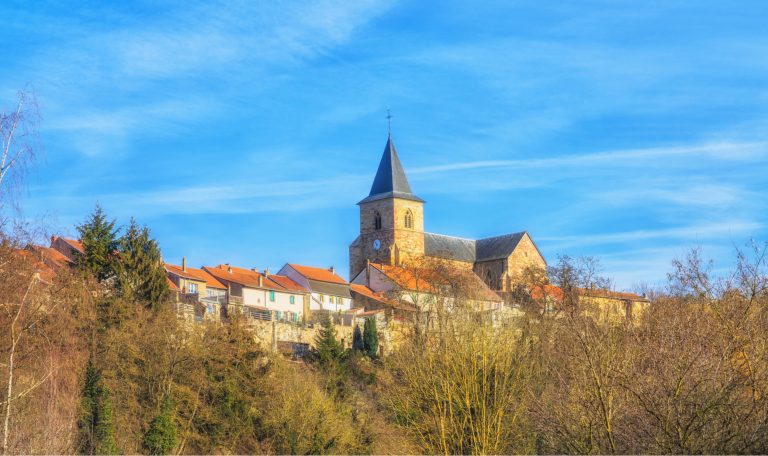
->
[424, 231, 531, 263]
[359, 135, 424, 204]
[476, 232, 526, 262]
[424, 233, 477, 262]
[307, 279, 352, 298]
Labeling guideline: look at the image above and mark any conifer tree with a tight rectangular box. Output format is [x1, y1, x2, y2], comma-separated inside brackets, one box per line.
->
[76, 204, 118, 282]
[352, 324, 364, 351]
[143, 394, 177, 455]
[78, 360, 120, 455]
[113, 218, 170, 310]
[363, 318, 379, 358]
[314, 313, 343, 366]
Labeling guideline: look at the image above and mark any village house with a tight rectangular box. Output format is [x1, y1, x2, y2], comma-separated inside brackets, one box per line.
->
[203, 264, 310, 323]
[50, 236, 84, 262]
[349, 283, 418, 320]
[277, 263, 353, 313]
[352, 260, 504, 314]
[530, 283, 650, 324]
[20, 244, 72, 286]
[165, 258, 228, 321]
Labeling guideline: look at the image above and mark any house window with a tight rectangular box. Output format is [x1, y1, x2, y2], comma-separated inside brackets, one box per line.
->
[188, 283, 198, 294]
[290, 295, 295, 304]
[405, 209, 413, 229]
[374, 211, 382, 230]
[269, 290, 275, 302]
[320, 294, 325, 302]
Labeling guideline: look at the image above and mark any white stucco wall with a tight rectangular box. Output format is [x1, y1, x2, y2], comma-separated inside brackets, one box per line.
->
[278, 264, 352, 312]
[310, 292, 352, 312]
[242, 287, 305, 316]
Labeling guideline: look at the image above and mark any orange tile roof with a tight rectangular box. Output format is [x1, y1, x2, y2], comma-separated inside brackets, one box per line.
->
[350, 283, 418, 312]
[529, 284, 648, 302]
[166, 263, 226, 289]
[15, 248, 58, 285]
[59, 237, 85, 254]
[369, 262, 502, 302]
[203, 264, 308, 293]
[287, 264, 347, 284]
[530, 284, 566, 301]
[166, 276, 180, 292]
[268, 274, 309, 293]
[29, 245, 73, 267]
[576, 287, 649, 301]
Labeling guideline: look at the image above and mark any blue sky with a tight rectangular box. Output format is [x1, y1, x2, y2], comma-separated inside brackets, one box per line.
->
[2, 0, 767, 289]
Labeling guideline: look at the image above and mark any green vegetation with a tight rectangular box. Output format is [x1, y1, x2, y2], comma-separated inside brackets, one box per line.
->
[76, 204, 118, 282]
[78, 361, 120, 455]
[143, 395, 177, 455]
[352, 324, 364, 351]
[113, 218, 170, 310]
[363, 318, 378, 358]
[314, 313, 344, 367]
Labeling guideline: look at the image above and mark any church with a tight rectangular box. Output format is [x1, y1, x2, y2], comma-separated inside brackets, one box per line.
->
[349, 135, 547, 294]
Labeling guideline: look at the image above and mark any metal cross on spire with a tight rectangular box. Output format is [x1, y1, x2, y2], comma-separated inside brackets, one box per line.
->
[386, 107, 393, 135]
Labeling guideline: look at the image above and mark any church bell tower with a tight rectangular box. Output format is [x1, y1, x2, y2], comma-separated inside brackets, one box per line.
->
[349, 134, 425, 279]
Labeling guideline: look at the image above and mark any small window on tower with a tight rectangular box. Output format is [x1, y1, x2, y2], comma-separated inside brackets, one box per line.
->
[374, 211, 382, 230]
[405, 210, 413, 229]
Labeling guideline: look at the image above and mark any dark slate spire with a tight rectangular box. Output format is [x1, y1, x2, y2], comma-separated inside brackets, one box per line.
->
[359, 135, 424, 204]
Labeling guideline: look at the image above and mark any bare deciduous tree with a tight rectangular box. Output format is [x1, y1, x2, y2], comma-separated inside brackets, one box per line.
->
[0, 89, 40, 207]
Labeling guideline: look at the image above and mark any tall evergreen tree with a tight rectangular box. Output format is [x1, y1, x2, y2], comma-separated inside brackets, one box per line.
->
[314, 313, 343, 367]
[143, 394, 177, 455]
[78, 360, 120, 455]
[113, 218, 170, 310]
[352, 324, 364, 351]
[76, 204, 118, 282]
[363, 318, 379, 358]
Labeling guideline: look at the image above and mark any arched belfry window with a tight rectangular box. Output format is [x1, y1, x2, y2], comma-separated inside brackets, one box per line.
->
[374, 211, 382, 230]
[405, 210, 413, 229]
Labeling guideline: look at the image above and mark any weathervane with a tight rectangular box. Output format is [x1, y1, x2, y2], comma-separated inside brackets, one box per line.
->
[386, 107, 393, 135]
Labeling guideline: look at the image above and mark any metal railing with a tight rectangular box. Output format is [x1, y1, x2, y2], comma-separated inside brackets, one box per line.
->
[200, 294, 227, 304]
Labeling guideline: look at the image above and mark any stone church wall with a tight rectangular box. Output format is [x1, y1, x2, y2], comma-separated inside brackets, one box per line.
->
[506, 234, 546, 280]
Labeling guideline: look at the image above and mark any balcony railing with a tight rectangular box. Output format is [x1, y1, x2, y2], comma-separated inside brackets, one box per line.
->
[200, 294, 227, 305]
[229, 304, 302, 324]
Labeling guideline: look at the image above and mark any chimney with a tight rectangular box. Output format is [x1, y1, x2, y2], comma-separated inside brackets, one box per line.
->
[258, 275, 263, 288]
[50, 235, 55, 247]
[227, 264, 232, 273]
[264, 267, 270, 277]
[182, 256, 187, 272]
[329, 266, 335, 275]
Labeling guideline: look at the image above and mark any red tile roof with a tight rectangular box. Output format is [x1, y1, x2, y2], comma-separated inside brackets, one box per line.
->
[530, 284, 648, 302]
[350, 283, 418, 312]
[59, 237, 84, 254]
[203, 264, 308, 293]
[530, 284, 566, 301]
[576, 287, 649, 302]
[166, 276, 180, 292]
[29, 245, 73, 267]
[165, 263, 226, 289]
[369, 262, 502, 302]
[15, 248, 58, 285]
[287, 264, 347, 284]
[268, 274, 309, 293]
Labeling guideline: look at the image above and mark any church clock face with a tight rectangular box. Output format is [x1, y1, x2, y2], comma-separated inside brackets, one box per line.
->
[372, 239, 381, 251]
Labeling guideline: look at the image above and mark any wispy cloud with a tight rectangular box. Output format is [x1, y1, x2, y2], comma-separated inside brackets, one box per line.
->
[540, 220, 764, 250]
[411, 140, 768, 175]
